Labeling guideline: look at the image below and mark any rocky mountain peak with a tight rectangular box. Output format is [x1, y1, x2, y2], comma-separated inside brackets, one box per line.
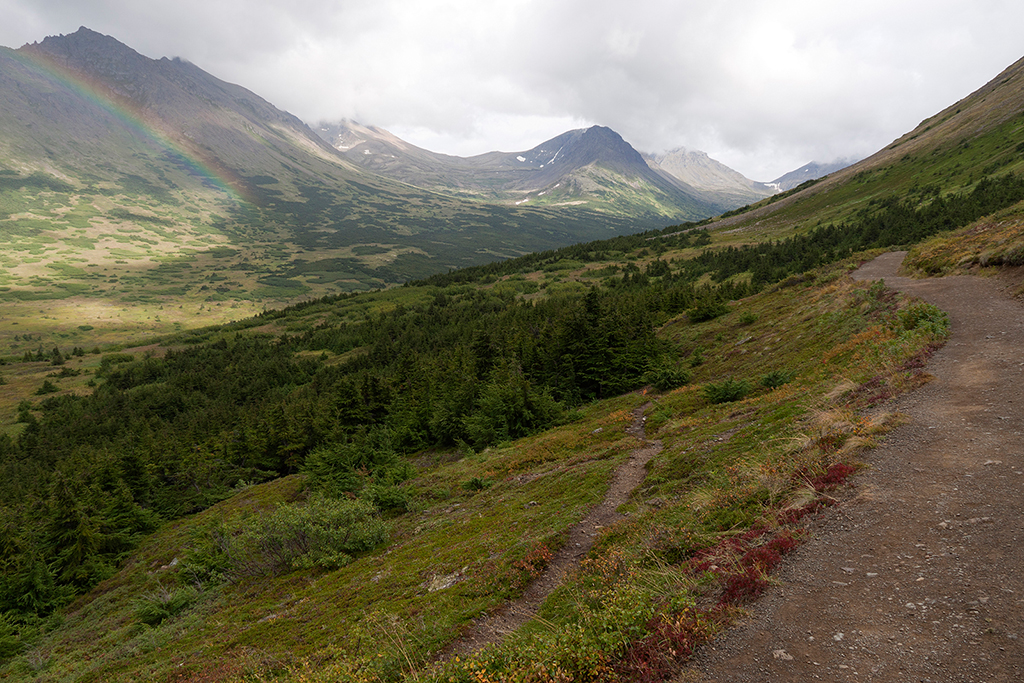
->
[24, 26, 150, 74]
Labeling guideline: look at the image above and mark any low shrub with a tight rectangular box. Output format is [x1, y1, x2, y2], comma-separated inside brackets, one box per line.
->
[302, 432, 414, 499]
[133, 585, 198, 626]
[897, 302, 949, 335]
[183, 496, 387, 583]
[0, 612, 24, 660]
[687, 298, 730, 323]
[644, 365, 691, 392]
[34, 380, 58, 396]
[362, 483, 412, 513]
[461, 477, 492, 492]
[98, 353, 134, 370]
[760, 369, 795, 389]
[702, 379, 751, 404]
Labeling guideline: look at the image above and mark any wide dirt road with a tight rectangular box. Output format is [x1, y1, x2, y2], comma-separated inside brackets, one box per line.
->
[684, 252, 1024, 682]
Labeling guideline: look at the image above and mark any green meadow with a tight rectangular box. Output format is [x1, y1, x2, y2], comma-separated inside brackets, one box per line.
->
[1, 52, 1024, 683]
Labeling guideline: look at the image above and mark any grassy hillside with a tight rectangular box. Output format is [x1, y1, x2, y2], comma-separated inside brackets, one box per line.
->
[2, 45, 1024, 683]
[0, 255, 951, 682]
[704, 54, 1024, 245]
[0, 31, 719, 358]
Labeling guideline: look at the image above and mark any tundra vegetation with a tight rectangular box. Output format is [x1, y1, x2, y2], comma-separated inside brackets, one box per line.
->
[0, 248, 956, 682]
[1, 80, 1024, 683]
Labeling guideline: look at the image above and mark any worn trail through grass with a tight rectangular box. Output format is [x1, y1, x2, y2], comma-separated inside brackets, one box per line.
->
[440, 401, 662, 659]
[687, 252, 1024, 682]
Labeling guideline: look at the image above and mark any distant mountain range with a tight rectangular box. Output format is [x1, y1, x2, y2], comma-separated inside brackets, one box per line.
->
[0, 26, 849, 303]
[314, 120, 773, 217]
[767, 160, 855, 191]
[644, 147, 782, 205]
[316, 120, 854, 218]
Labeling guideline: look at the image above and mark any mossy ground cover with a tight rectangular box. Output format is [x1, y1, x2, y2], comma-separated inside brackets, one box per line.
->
[0, 257, 951, 683]
[0, 396, 641, 682]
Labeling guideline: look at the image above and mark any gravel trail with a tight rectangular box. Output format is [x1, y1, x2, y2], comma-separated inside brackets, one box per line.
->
[684, 252, 1024, 682]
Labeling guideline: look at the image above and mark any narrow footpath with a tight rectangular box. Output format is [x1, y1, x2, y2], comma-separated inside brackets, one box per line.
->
[684, 252, 1024, 682]
[441, 403, 662, 658]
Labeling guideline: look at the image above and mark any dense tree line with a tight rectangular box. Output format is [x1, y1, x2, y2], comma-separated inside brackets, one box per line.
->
[414, 173, 1024, 292]
[1, 172, 1021, 638]
[673, 173, 1024, 286]
[415, 225, 712, 287]
[0, 271, 733, 627]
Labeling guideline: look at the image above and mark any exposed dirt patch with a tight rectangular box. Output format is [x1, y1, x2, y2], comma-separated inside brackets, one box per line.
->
[440, 402, 662, 658]
[682, 252, 1024, 682]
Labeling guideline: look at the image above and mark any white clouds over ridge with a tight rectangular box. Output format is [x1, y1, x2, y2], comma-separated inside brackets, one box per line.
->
[2, 0, 1023, 179]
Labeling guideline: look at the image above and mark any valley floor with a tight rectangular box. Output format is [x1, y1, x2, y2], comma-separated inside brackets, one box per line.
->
[683, 252, 1024, 682]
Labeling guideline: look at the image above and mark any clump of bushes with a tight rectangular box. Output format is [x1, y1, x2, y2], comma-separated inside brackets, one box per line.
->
[0, 613, 24, 659]
[133, 584, 199, 626]
[464, 360, 564, 448]
[462, 477, 492, 492]
[361, 483, 413, 514]
[760, 369, 796, 389]
[183, 496, 387, 584]
[703, 378, 751, 404]
[34, 380, 59, 396]
[897, 302, 949, 335]
[687, 297, 730, 323]
[98, 353, 134, 370]
[302, 430, 414, 500]
[644, 364, 691, 392]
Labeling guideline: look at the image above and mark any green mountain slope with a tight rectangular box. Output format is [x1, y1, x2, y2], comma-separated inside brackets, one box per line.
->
[0, 28, 705, 343]
[1, 39, 1024, 683]
[707, 53, 1024, 240]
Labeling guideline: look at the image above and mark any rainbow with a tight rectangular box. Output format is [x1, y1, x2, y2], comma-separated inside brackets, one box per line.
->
[11, 45, 247, 203]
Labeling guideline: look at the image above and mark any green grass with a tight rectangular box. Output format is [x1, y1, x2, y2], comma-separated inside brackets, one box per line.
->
[1, 54, 1022, 682]
[0, 257, 951, 682]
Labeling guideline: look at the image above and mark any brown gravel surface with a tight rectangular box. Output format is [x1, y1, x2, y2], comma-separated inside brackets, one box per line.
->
[440, 402, 662, 659]
[682, 252, 1024, 682]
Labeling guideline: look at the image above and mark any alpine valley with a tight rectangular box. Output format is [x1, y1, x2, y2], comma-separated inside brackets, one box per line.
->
[2, 24, 1024, 683]
[0, 27, 825, 351]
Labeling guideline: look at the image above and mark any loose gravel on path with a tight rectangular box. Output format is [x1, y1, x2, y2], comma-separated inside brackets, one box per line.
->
[683, 252, 1024, 682]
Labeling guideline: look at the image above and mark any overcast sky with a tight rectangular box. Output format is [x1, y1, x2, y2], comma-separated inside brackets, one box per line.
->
[3, 0, 1024, 180]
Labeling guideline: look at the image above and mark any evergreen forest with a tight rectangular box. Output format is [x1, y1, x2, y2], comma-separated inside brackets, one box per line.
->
[1, 169, 1023, 650]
